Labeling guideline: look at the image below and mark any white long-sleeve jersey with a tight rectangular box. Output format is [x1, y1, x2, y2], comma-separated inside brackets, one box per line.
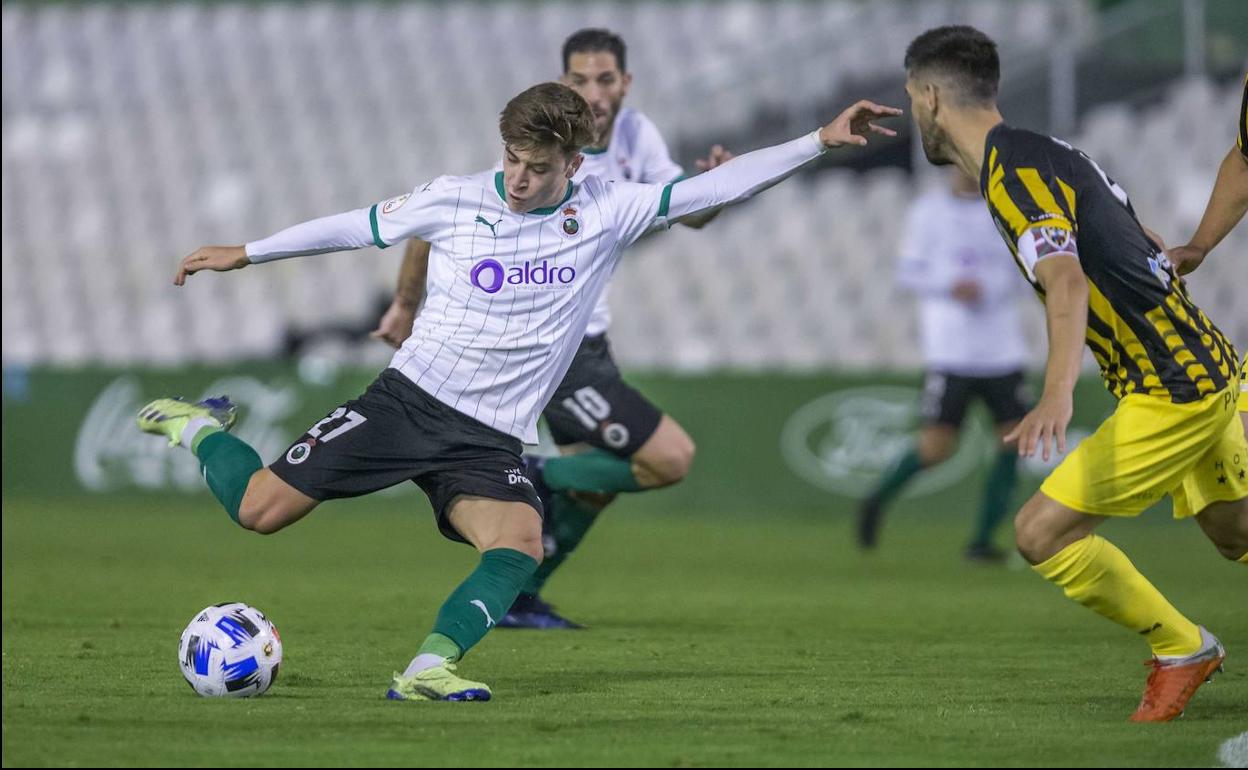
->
[246, 130, 825, 441]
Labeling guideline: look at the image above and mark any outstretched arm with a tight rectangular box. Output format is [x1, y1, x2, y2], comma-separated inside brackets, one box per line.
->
[660, 101, 901, 224]
[676, 144, 734, 229]
[174, 207, 377, 285]
[1168, 146, 1248, 274]
[175, 183, 443, 285]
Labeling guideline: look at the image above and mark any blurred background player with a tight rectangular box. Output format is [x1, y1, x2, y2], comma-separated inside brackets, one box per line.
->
[857, 167, 1031, 562]
[904, 25, 1246, 722]
[1167, 73, 1248, 436]
[373, 28, 733, 629]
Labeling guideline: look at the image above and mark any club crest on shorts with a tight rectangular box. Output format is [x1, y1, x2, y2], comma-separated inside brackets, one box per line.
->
[602, 422, 630, 450]
[285, 441, 313, 465]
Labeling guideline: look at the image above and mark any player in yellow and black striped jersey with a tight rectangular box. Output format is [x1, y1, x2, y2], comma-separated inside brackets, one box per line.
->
[904, 25, 1245, 724]
[980, 123, 1239, 403]
[1168, 74, 1248, 426]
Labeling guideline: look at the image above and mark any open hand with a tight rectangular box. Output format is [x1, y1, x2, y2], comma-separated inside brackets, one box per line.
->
[174, 246, 250, 286]
[819, 101, 903, 148]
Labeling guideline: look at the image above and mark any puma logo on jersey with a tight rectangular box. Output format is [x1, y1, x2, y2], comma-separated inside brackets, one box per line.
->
[474, 215, 502, 236]
[470, 600, 496, 628]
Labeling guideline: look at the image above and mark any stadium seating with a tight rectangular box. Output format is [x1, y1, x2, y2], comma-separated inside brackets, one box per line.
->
[3, 2, 1242, 370]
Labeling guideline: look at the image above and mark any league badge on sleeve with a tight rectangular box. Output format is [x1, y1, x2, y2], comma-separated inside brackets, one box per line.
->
[381, 193, 411, 215]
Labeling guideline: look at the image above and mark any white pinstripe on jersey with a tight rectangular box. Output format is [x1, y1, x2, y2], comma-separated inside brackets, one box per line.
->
[378, 171, 668, 442]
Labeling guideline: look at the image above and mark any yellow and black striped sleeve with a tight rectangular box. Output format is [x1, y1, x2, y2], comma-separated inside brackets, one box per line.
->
[984, 145, 1081, 282]
[984, 146, 1077, 238]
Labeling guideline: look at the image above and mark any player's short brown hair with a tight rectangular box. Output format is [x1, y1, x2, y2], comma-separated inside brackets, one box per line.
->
[499, 82, 595, 158]
[905, 25, 1000, 105]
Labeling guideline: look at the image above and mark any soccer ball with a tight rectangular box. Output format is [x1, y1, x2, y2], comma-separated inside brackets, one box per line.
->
[178, 602, 282, 698]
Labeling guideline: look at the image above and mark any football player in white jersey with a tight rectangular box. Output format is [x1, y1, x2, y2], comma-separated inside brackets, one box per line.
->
[858, 168, 1032, 561]
[373, 29, 736, 629]
[138, 82, 900, 700]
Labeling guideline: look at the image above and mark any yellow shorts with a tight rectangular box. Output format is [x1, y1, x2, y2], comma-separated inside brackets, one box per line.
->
[1041, 385, 1248, 519]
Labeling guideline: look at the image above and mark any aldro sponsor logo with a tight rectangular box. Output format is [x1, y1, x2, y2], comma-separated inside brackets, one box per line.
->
[470, 259, 576, 294]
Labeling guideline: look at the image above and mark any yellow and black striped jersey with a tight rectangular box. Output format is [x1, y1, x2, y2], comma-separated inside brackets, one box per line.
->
[1238, 73, 1247, 159]
[980, 123, 1239, 403]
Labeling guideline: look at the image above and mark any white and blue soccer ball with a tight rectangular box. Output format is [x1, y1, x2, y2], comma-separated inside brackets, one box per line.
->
[178, 602, 282, 698]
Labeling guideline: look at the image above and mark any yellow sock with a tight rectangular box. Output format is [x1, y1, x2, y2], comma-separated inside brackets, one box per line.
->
[1032, 535, 1202, 657]
[1238, 551, 1248, 565]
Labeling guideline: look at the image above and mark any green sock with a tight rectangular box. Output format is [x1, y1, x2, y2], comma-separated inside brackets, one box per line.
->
[971, 451, 1019, 547]
[522, 492, 603, 594]
[416, 632, 461, 662]
[427, 548, 538, 659]
[190, 424, 222, 454]
[542, 449, 643, 494]
[867, 448, 923, 506]
[194, 431, 263, 524]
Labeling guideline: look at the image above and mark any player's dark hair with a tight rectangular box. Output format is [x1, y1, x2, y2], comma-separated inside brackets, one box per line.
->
[904, 25, 999, 105]
[562, 28, 628, 73]
[499, 82, 595, 157]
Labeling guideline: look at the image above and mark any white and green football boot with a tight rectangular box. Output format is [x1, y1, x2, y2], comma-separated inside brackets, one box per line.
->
[137, 396, 238, 447]
[386, 663, 492, 702]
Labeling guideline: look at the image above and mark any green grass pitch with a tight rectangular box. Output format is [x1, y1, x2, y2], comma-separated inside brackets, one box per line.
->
[3, 493, 1245, 767]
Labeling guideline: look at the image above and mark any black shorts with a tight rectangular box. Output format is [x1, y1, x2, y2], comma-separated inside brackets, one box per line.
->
[919, 370, 1031, 428]
[543, 334, 664, 458]
[269, 368, 542, 543]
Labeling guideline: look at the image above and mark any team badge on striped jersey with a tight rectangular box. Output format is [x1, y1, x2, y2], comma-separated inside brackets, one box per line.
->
[562, 207, 580, 237]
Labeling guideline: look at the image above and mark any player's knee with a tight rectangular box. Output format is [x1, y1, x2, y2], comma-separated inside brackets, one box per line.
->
[1197, 498, 1248, 561]
[637, 435, 696, 487]
[248, 511, 288, 536]
[489, 518, 545, 563]
[1013, 506, 1055, 564]
[920, 441, 955, 466]
[237, 502, 282, 535]
[501, 530, 545, 564]
[1212, 541, 1247, 562]
[1207, 523, 1248, 562]
[917, 429, 957, 466]
[237, 485, 298, 535]
[236, 500, 265, 532]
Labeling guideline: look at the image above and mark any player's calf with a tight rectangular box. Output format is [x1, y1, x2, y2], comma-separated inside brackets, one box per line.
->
[393, 499, 542, 698]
